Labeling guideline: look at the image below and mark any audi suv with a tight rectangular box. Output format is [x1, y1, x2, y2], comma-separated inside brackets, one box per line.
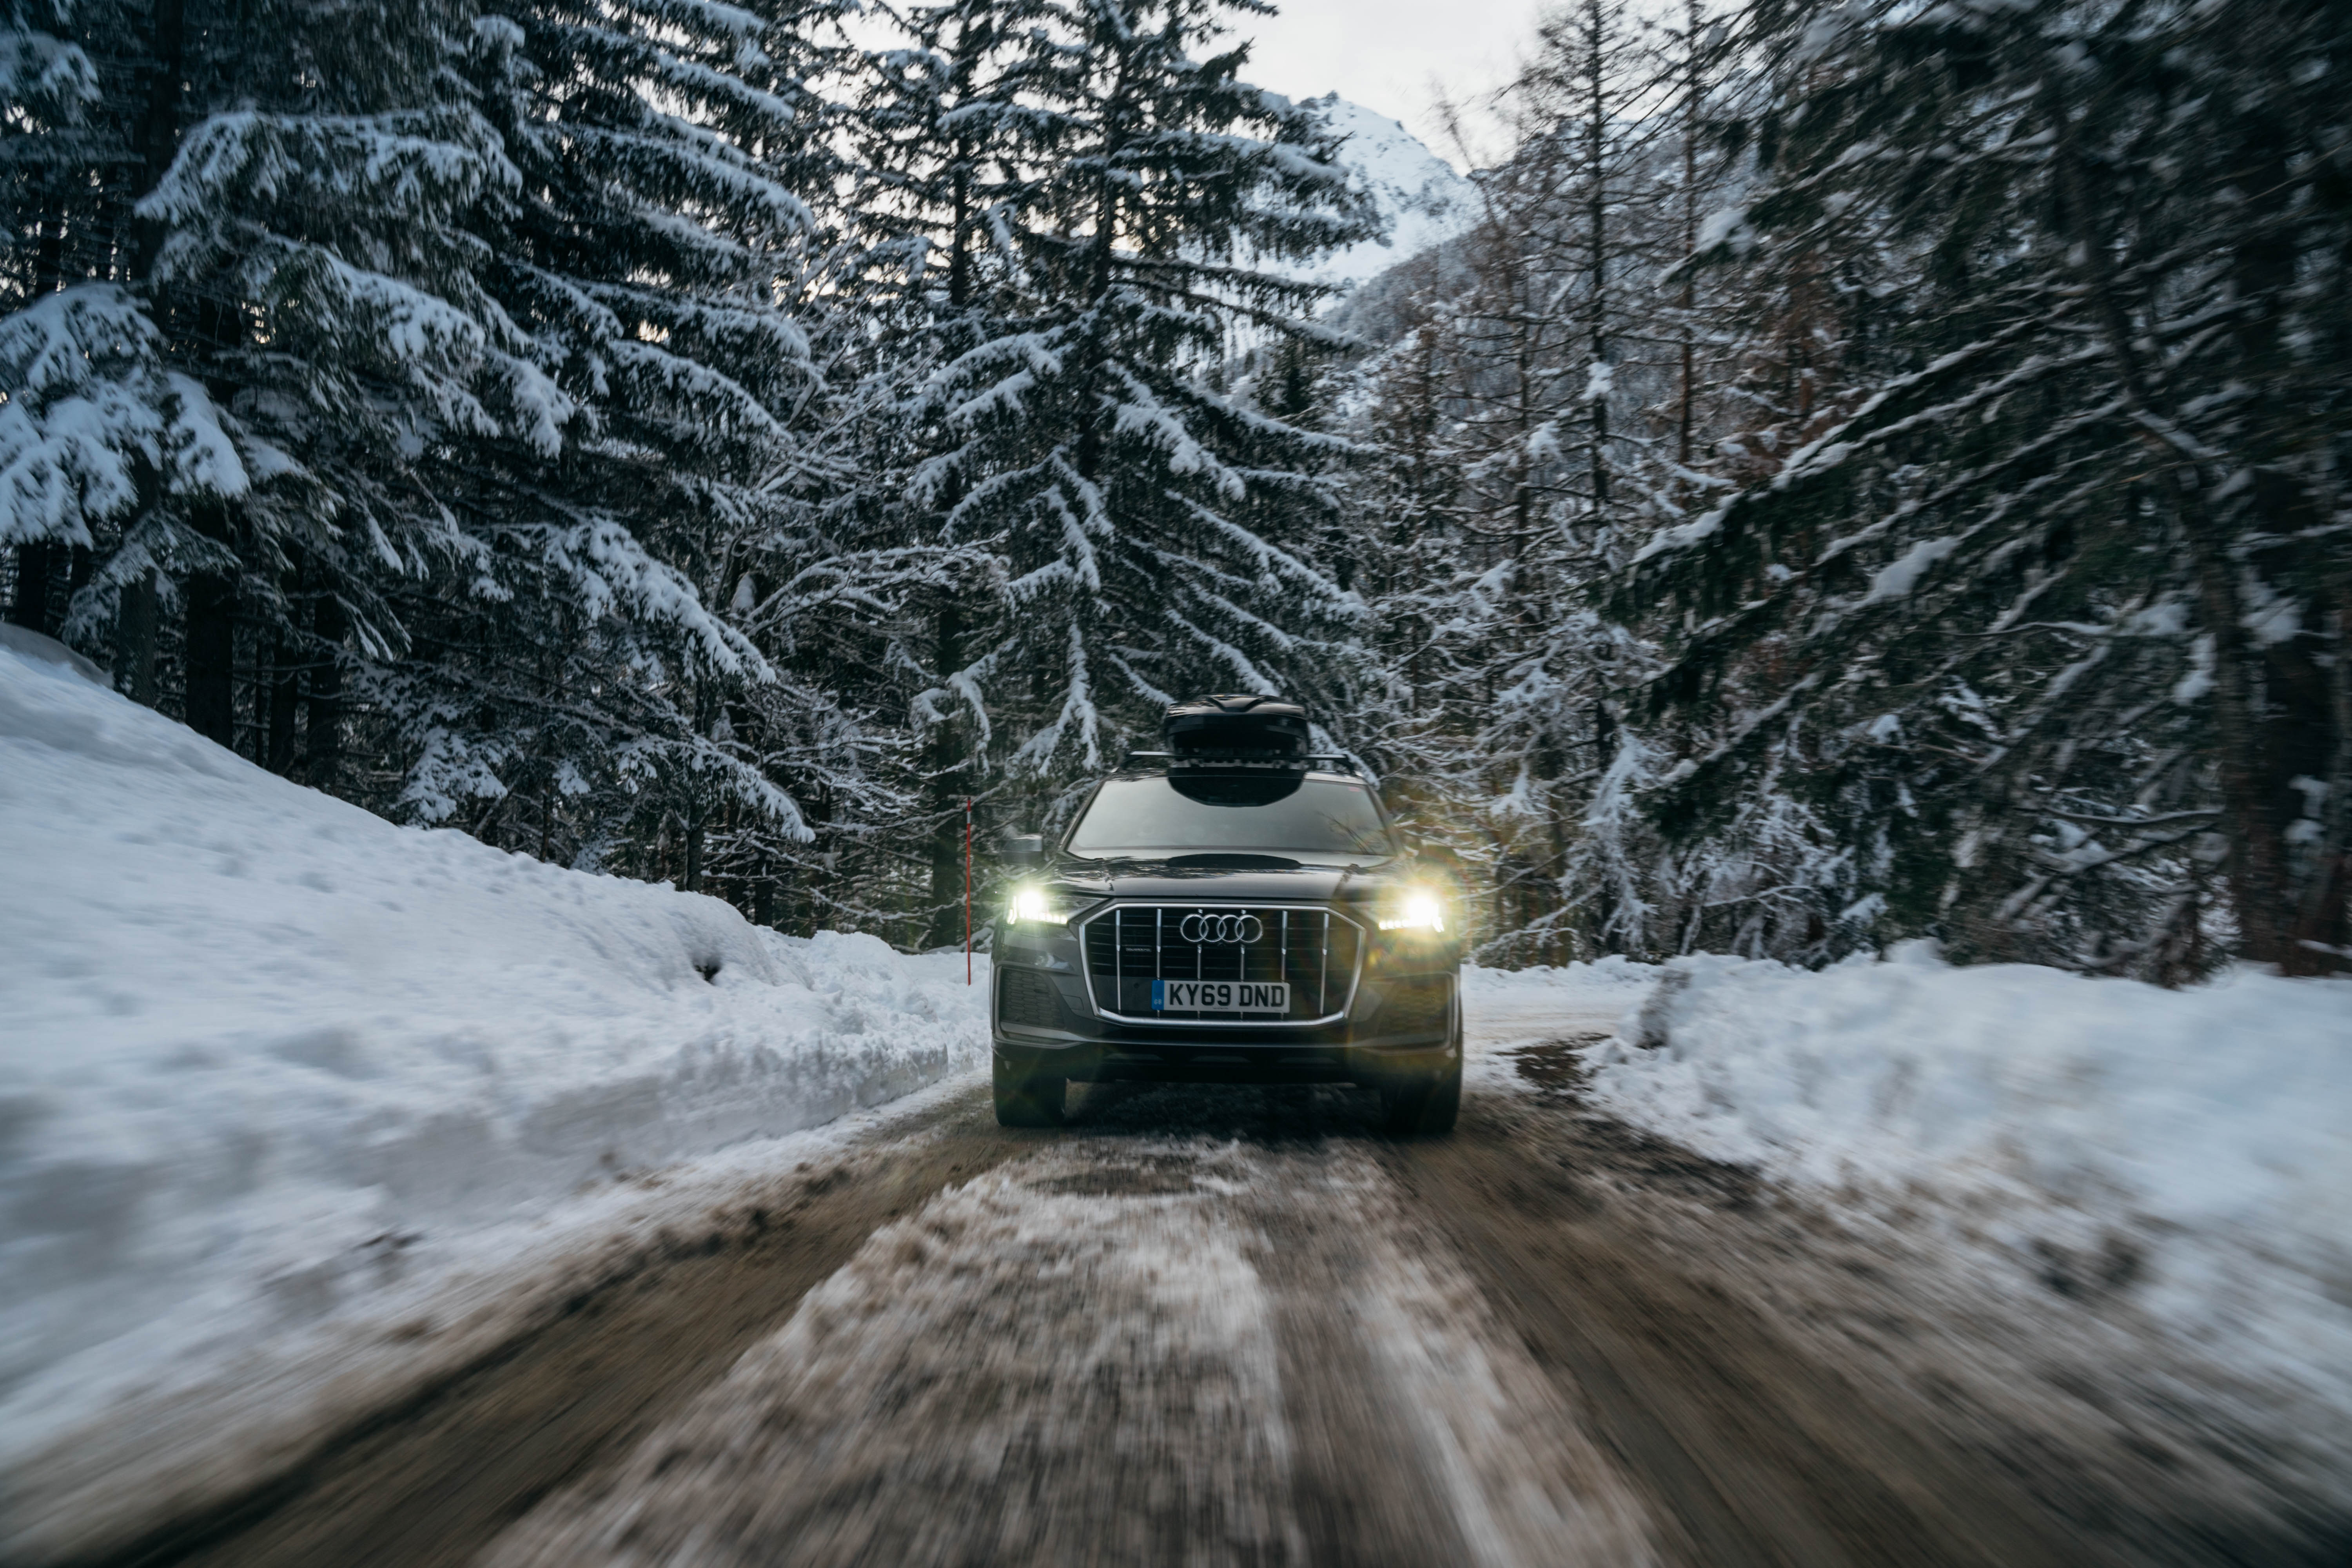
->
[988, 701, 1464, 1133]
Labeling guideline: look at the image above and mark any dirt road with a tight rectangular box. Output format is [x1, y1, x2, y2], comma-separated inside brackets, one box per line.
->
[98, 1009, 2344, 1568]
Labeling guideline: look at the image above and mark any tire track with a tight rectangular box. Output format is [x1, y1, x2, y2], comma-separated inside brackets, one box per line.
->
[76, 1038, 2330, 1568]
[481, 1123, 1657, 1568]
[85, 1094, 1037, 1568]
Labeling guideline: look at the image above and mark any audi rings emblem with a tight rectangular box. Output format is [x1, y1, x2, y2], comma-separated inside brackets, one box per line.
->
[1180, 912, 1264, 945]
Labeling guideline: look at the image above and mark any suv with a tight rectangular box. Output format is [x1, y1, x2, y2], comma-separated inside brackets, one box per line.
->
[988, 695, 1464, 1133]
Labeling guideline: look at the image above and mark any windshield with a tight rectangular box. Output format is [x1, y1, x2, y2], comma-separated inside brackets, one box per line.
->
[1067, 774, 1396, 859]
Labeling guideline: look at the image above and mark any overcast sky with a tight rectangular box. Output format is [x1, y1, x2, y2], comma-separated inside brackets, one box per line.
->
[1227, 0, 1547, 168]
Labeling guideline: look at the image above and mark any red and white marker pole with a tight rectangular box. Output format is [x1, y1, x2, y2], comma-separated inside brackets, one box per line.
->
[963, 797, 973, 985]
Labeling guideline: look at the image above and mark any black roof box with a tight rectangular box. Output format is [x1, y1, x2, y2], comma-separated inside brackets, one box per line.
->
[1163, 694, 1310, 759]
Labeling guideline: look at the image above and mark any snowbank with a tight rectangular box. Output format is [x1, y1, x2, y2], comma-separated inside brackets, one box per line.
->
[0, 641, 987, 1468]
[1566, 945, 2352, 1413]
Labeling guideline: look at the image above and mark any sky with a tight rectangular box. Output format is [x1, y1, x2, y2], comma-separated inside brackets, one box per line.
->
[1225, 0, 1547, 169]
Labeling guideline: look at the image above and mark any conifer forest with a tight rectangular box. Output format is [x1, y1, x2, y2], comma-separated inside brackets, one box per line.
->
[5, 0, 2347, 979]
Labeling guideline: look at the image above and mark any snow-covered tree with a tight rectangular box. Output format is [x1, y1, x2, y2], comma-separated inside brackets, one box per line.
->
[2, 0, 101, 310]
[0, 284, 247, 666]
[1330, 0, 1741, 962]
[1615, 0, 2352, 975]
[853, 0, 1058, 944]
[904, 0, 1379, 804]
[4, 0, 895, 918]
[3, 1, 186, 677]
[4, 0, 490, 761]
[378, 0, 865, 888]
[3, 0, 1384, 946]
[135, 0, 520, 766]
[17, 0, 2328, 979]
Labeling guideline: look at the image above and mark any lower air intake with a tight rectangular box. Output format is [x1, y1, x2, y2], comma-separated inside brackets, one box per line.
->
[998, 966, 1063, 1029]
[1374, 976, 1452, 1037]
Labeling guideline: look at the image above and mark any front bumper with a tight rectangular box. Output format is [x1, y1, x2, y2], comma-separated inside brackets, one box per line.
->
[990, 954, 1460, 1086]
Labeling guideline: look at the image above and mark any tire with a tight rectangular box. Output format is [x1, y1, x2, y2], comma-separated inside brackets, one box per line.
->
[992, 1053, 1067, 1128]
[1380, 1054, 1461, 1136]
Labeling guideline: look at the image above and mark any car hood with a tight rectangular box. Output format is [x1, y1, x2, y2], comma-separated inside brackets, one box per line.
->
[1046, 853, 1413, 906]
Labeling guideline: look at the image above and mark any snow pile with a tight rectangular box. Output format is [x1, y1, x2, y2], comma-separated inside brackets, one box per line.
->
[0, 639, 987, 1461]
[1573, 945, 2352, 1406]
[1294, 95, 1477, 290]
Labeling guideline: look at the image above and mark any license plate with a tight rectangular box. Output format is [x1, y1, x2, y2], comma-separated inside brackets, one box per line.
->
[1153, 979, 1289, 1013]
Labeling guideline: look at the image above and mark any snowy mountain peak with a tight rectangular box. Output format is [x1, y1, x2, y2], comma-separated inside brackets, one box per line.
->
[1297, 94, 1478, 290]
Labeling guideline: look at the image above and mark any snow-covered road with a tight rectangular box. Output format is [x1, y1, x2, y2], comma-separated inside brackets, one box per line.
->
[485, 1123, 1654, 1568]
[111, 999, 2347, 1568]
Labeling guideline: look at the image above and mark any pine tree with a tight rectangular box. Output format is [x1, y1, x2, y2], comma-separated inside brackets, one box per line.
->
[3, 1, 190, 677]
[137, 0, 515, 767]
[2, 0, 101, 312]
[857, 0, 1057, 944]
[402, 0, 860, 887]
[1332, 0, 1736, 962]
[1614, 0, 2352, 975]
[907, 0, 1379, 807]
[4, 0, 902, 925]
[5, 0, 488, 764]
[5, 0, 1397, 949]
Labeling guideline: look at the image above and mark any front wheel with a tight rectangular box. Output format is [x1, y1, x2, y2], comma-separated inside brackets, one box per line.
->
[993, 1053, 1067, 1128]
[1380, 1054, 1461, 1136]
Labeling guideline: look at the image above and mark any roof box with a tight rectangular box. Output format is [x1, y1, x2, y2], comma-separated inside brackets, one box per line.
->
[1163, 694, 1311, 759]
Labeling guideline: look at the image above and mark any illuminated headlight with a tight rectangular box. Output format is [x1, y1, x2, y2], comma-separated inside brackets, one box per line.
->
[1005, 885, 1089, 927]
[1377, 890, 1448, 934]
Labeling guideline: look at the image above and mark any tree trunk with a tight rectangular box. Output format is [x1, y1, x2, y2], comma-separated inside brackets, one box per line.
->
[263, 554, 309, 771]
[308, 591, 345, 788]
[922, 595, 970, 950]
[114, 567, 160, 705]
[131, 0, 189, 280]
[8, 542, 57, 633]
[2296, 589, 2352, 966]
[66, 543, 91, 611]
[1677, 0, 1702, 471]
[34, 210, 65, 295]
[1584, 0, 1611, 513]
[2045, 76, 2296, 966]
[2222, 99, 2341, 973]
[265, 626, 301, 773]
[184, 572, 237, 747]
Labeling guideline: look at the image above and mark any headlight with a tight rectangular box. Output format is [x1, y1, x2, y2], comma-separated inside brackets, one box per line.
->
[1377, 889, 1448, 934]
[1004, 884, 1090, 927]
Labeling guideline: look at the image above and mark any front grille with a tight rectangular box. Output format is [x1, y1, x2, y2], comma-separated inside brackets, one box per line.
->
[999, 966, 1063, 1029]
[1081, 905, 1363, 1024]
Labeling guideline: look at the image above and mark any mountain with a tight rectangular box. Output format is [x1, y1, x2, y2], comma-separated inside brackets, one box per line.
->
[1294, 95, 1479, 292]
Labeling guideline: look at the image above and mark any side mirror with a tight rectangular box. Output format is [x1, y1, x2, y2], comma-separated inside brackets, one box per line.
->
[1001, 832, 1047, 870]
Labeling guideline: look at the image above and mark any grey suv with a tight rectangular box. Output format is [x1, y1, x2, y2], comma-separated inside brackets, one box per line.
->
[989, 697, 1464, 1133]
